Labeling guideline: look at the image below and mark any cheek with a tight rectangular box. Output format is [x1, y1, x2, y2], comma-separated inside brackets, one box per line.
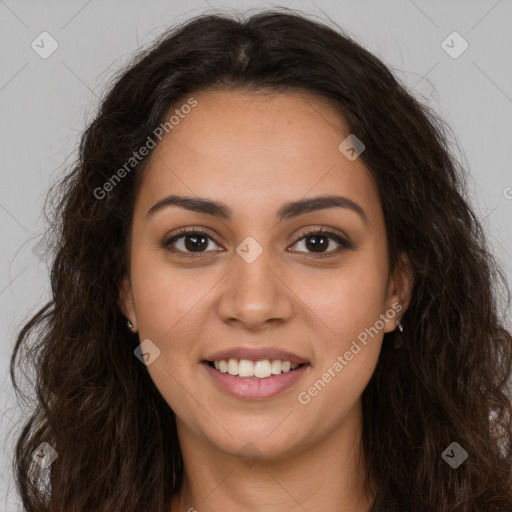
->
[295, 270, 385, 422]
[129, 260, 208, 418]
[296, 352, 376, 434]
[293, 255, 387, 399]
[295, 256, 388, 343]
[130, 252, 211, 338]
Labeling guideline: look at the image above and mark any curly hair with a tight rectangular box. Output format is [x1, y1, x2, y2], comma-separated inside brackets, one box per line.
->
[9, 7, 512, 511]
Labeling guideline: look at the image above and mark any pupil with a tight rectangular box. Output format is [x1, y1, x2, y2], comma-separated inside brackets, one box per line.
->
[185, 234, 207, 252]
[183, 234, 328, 253]
[306, 235, 327, 252]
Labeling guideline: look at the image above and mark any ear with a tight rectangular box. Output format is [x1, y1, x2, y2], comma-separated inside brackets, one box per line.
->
[118, 274, 137, 326]
[383, 252, 414, 333]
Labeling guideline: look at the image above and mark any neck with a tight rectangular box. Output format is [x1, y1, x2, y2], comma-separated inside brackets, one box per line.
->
[170, 400, 376, 512]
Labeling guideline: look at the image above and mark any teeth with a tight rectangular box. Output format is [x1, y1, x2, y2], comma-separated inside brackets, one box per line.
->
[254, 360, 272, 378]
[238, 359, 254, 377]
[271, 359, 282, 375]
[227, 358, 239, 376]
[211, 359, 302, 378]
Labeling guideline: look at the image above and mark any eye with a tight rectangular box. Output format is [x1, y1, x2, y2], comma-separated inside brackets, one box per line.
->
[289, 227, 354, 256]
[163, 227, 223, 257]
[163, 226, 354, 257]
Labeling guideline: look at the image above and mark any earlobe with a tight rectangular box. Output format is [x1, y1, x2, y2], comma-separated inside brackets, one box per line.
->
[394, 252, 414, 311]
[118, 275, 137, 330]
[384, 252, 414, 333]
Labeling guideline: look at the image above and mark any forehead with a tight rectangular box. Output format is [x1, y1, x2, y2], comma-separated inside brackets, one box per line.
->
[136, 89, 382, 226]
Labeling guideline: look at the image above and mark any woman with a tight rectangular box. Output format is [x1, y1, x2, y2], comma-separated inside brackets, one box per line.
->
[10, 8, 512, 511]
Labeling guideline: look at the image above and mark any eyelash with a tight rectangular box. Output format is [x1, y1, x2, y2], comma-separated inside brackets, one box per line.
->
[162, 226, 355, 258]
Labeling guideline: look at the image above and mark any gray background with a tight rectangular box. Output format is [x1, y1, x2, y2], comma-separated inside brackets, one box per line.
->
[1, 0, 511, 509]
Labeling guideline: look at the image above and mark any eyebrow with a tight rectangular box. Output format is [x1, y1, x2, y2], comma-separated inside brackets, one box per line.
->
[147, 194, 368, 224]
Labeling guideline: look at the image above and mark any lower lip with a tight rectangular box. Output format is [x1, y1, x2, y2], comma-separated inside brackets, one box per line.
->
[202, 362, 310, 400]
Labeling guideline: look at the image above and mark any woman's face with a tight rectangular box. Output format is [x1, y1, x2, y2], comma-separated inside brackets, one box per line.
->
[120, 89, 410, 460]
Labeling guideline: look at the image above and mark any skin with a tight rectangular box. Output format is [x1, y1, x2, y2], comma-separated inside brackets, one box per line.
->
[119, 89, 413, 512]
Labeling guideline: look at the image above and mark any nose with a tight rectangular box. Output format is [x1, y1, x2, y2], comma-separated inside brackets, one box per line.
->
[217, 249, 294, 331]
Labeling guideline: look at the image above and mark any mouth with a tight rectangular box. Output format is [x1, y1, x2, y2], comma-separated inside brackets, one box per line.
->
[203, 358, 309, 379]
[201, 358, 311, 400]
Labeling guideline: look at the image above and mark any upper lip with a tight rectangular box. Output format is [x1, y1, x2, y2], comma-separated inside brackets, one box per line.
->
[204, 347, 309, 365]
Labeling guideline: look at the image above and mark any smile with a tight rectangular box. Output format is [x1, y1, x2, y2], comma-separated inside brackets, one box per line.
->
[209, 358, 304, 378]
[202, 358, 310, 400]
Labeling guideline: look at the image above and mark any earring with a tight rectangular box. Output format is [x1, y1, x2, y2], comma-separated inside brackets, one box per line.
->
[126, 319, 137, 333]
[393, 319, 404, 349]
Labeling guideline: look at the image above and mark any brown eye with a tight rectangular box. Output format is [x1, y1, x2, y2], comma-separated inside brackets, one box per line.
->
[163, 227, 354, 258]
[290, 229, 354, 256]
[163, 229, 222, 256]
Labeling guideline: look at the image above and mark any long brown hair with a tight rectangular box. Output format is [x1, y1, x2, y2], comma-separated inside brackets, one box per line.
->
[10, 8, 512, 511]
